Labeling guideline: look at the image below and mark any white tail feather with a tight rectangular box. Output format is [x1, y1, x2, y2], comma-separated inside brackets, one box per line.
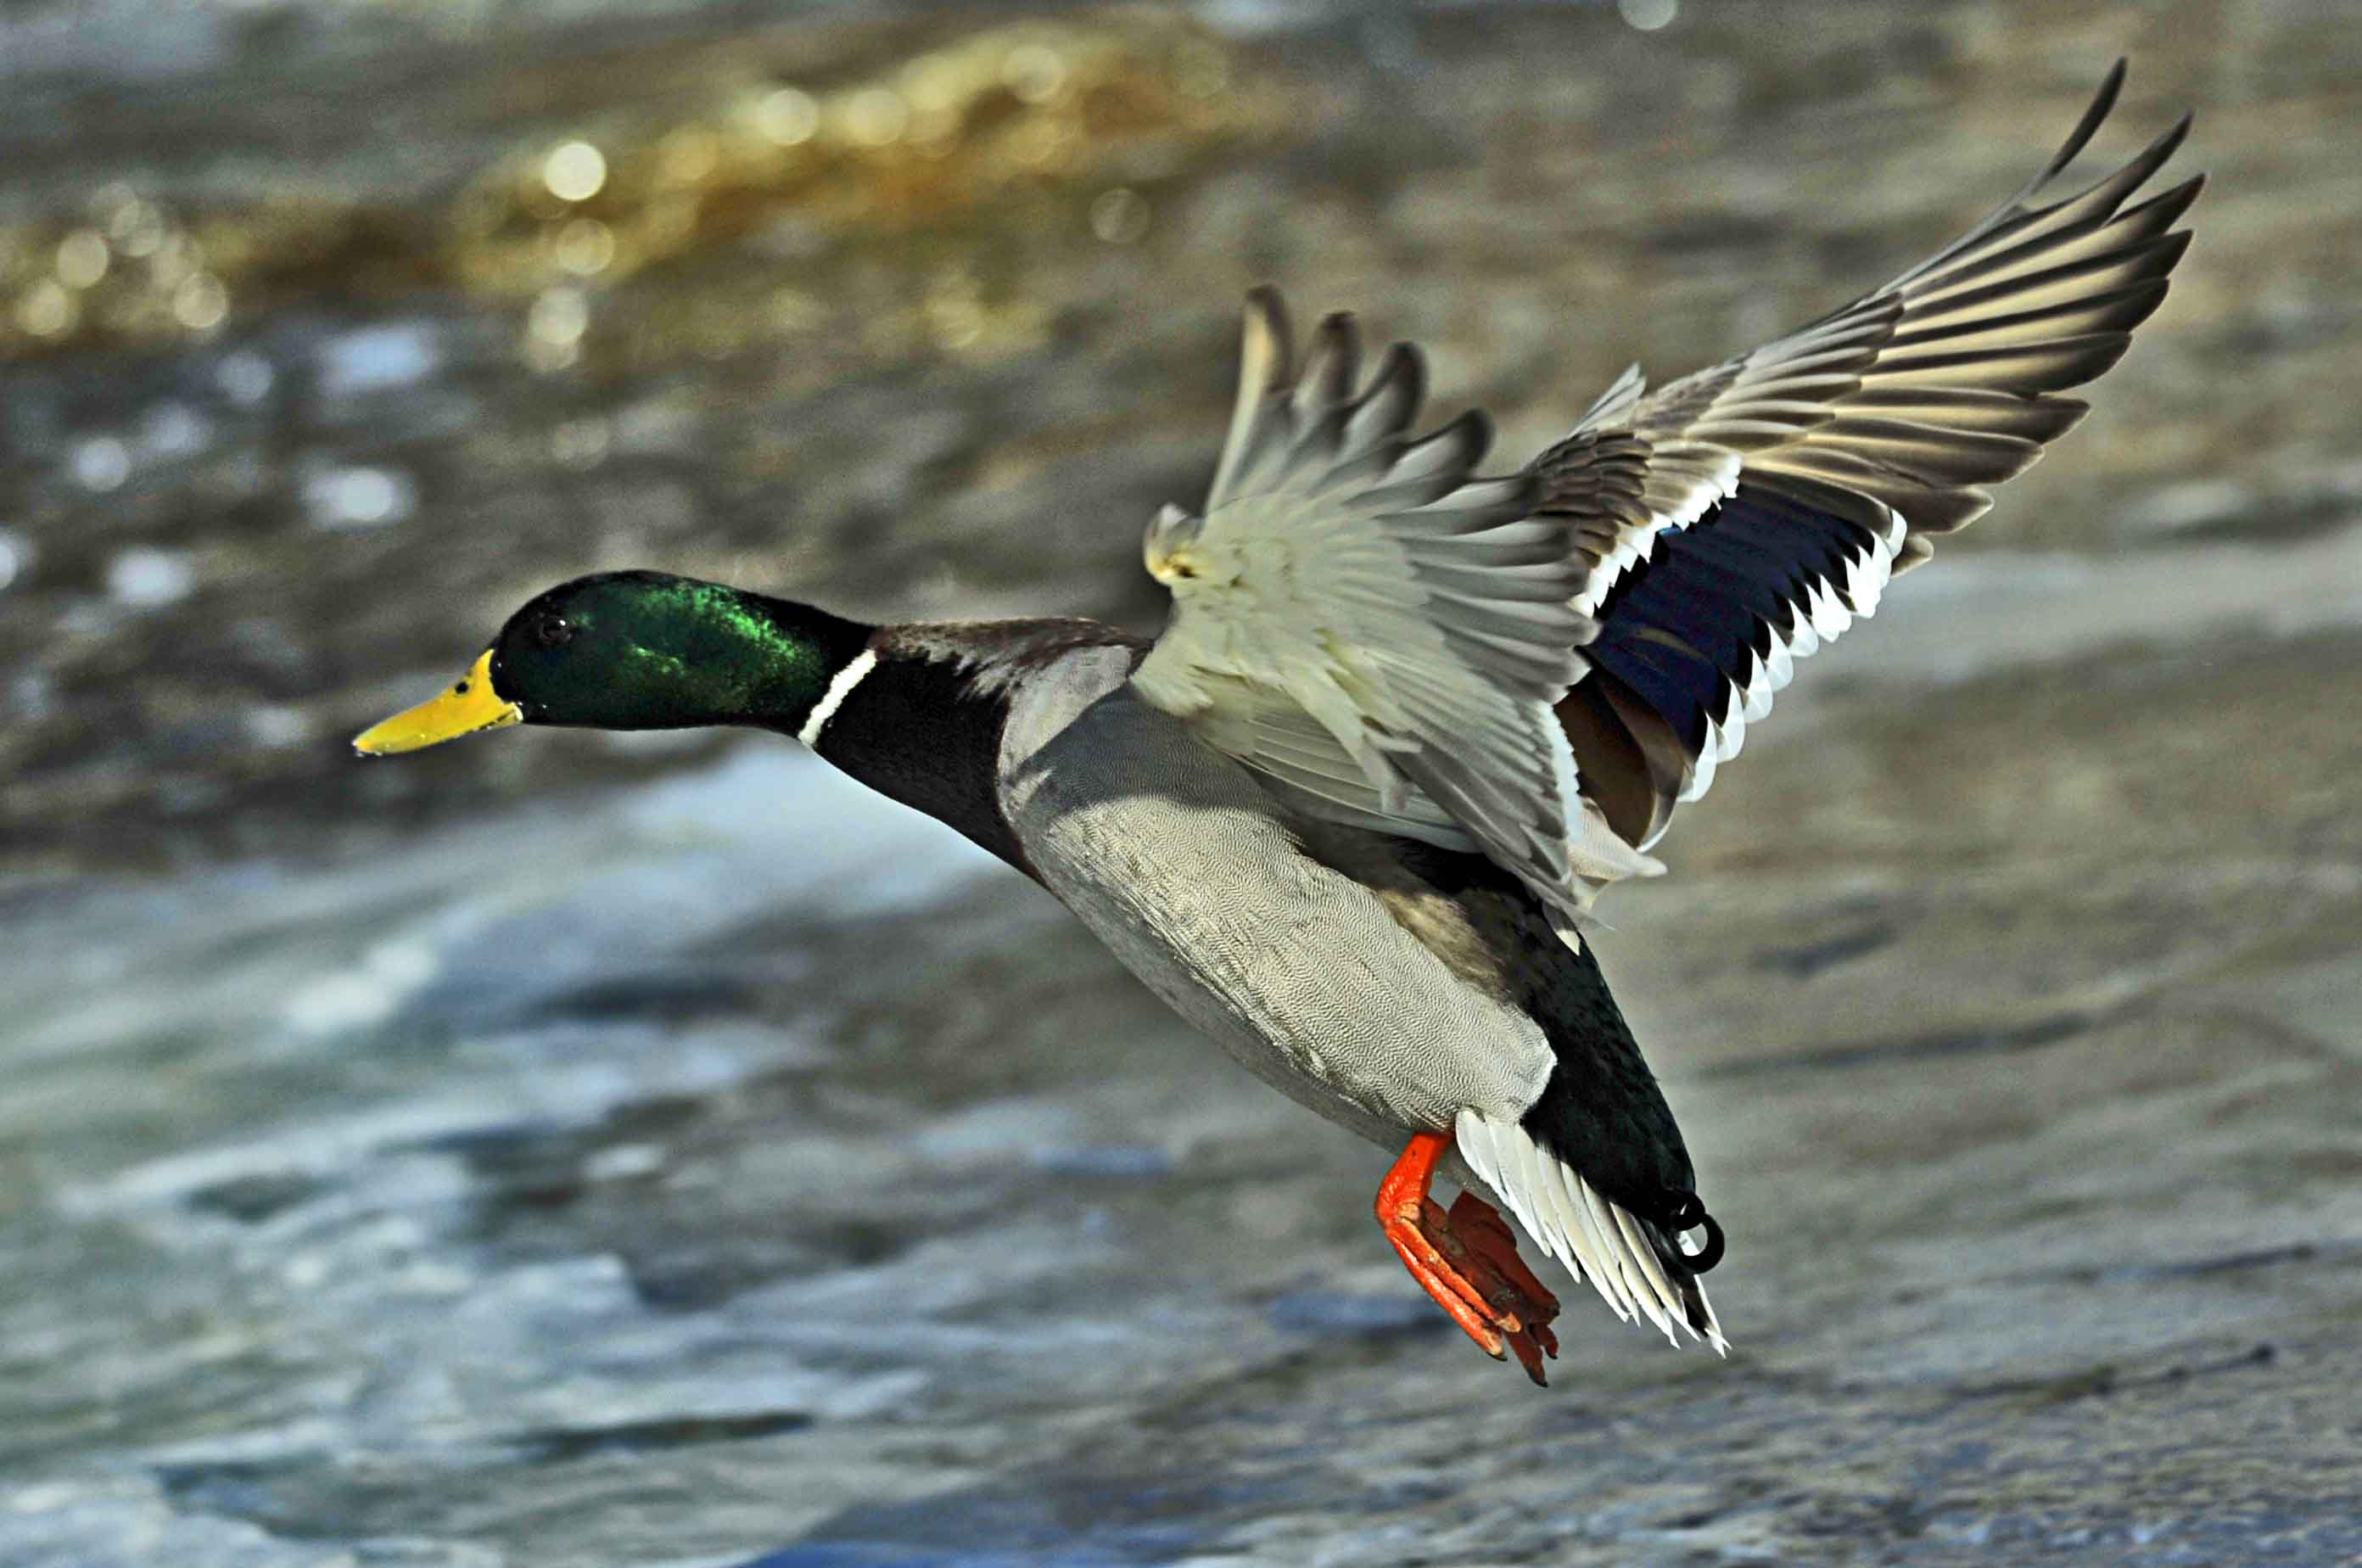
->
[1612, 1201, 1692, 1346]
[1454, 1108, 1727, 1354]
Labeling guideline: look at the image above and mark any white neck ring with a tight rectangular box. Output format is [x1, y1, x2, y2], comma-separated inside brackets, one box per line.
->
[796, 647, 879, 748]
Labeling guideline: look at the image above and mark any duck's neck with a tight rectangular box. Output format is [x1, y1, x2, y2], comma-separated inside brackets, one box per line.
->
[797, 622, 1093, 876]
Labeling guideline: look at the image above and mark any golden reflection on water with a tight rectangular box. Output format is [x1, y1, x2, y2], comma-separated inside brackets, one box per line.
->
[5, 182, 237, 351]
[0, 17, 1273, 365]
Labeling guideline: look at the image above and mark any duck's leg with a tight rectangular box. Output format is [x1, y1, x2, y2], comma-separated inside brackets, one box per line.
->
[1376, 1129, 1561, 1384]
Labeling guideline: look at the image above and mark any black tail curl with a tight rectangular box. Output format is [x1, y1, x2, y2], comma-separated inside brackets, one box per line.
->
[1659, 1190, 1727, 1274]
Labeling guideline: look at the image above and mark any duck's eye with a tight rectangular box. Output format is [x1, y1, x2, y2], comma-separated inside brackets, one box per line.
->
[531, 614, 574, 650]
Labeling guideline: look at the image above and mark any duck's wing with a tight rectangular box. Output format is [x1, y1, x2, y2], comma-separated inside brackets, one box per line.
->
[1538, 60, 2199, 855]
[1130, 291, 1648, 924]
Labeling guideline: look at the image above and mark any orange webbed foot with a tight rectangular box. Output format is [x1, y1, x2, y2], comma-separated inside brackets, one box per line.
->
[1375, 1130, 1562, 1385]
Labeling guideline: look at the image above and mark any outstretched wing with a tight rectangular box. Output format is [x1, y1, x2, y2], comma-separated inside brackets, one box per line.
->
[1130, 290, 1654, 922]
[1540, 60, 2200, 854]
[1133, 66, 2197, 907]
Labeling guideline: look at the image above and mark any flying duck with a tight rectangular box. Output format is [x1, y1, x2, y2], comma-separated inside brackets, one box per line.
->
[356, 64, 2197, 1383]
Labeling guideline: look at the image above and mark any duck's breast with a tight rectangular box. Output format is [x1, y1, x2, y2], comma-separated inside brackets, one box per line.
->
[997, 650, 1553, 1148]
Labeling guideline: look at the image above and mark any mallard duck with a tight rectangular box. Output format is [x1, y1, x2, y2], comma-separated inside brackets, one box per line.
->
[357, 64, 2196, 1383]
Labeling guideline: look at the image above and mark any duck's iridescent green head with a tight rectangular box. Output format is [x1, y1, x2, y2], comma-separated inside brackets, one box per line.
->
[355, 570, 870, 754]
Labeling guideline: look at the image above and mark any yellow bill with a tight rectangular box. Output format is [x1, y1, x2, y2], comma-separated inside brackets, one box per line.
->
[353, 649, 523, 755]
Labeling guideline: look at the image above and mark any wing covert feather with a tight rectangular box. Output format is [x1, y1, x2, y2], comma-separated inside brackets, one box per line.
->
[1133, 292, 1656, 915]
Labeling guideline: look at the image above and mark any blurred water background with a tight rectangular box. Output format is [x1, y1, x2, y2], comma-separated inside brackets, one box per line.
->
[3, 2, 2359, 1564]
